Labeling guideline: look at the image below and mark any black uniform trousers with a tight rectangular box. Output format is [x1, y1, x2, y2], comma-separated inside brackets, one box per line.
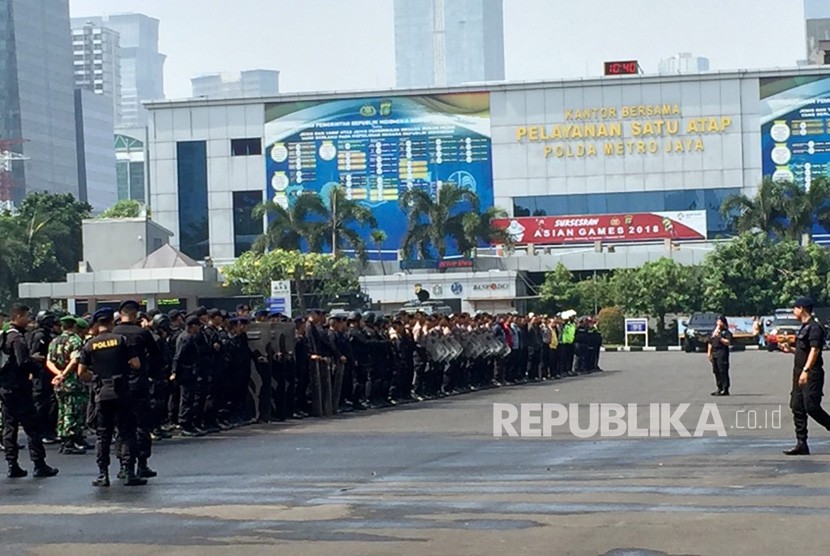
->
[0, 387, 47, 464]
[97, 397, 137, 471]
[178, 377, 199, 430]
[32, 372, 58, 439]
[712, 357, 730, 392]
[790, 368, 830, 443]
[116, 393, 152, 464]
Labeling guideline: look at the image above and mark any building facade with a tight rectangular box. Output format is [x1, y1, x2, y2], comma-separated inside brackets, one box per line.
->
[805, 0, 830, 65]
[1, 0, 79, 203]
[658, 53, 710, 75]
[74, 89, 116, 212]
[72, 13, 165, 127]
[146, 67, 830, 271]
[394, 0, 505, 88]
[115, 127, 148, 203]
[191, 70, 280, 99]
[71, 20, 121, 122]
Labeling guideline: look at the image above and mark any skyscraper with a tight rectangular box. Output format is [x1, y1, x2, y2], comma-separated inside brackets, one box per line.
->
[191, 70, 280, 99]
[72, 14, 165, 126]
[394, 0, 505, 88]
[0, 0, 79, 204]
[805, 0, 830, 65]
[658, 53, 710, 75]
[71, 20, 121, 122]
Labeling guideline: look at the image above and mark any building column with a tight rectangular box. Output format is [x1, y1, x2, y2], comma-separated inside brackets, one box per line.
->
[39, 297, 51, 311]
[146, 295, 157, 311]
[87, 298, 97, 312]
[185, 296, 198, 312]
[67, 298, 77, 315]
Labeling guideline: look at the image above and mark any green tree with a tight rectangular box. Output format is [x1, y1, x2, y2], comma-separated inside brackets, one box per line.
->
[399, 183, 479, 259]
[0, 193, 91, 307]
[574, 273, 616, 315]
[778, 177, 830, 244]
[312, 187, 377, 261]
[221, 249, 361, 314]
[17, 193, 91, 282]
[597, 306, 625, 344]
[251, 194, 326, 253]
[612, 258, 702, 340]
[538, 262, 579, 312]
[100, 199, 144, 219]
[720, 177, 789, 238]
[458, 205, 514, 256]
[701, 232, 830, 314]
[370, 229, 387, 275]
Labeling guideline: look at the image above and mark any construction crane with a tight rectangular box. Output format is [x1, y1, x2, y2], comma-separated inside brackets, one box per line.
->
[0, 139, 28, 210]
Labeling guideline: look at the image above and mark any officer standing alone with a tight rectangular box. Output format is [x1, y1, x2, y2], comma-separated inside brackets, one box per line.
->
[707, 315, 732, 396]
[781, 297, 830, 455]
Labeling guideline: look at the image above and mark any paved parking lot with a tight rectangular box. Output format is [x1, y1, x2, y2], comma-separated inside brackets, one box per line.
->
[2, 350, 829, 556]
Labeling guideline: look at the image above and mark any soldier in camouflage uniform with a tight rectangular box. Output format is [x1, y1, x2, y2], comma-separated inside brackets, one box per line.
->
[47, 316, 89, 455]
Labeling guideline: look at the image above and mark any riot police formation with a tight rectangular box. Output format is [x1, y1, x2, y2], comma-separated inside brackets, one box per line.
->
[1, 300, 603, 484]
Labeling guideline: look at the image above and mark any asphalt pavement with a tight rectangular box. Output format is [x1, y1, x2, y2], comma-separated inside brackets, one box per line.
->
[2, 350, 830, 556]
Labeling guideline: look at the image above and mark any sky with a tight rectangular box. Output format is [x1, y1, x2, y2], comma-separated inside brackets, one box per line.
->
[69, 0, 809, 100]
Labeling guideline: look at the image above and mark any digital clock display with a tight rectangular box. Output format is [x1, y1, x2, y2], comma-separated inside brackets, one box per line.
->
[604, 60, 639, 75]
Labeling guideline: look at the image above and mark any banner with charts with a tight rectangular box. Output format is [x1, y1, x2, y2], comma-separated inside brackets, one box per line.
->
[760, 74, 830, 189]
[264, 94, 493, 254]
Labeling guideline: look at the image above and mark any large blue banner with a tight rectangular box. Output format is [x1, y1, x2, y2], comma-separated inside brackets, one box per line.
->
[264, 93, 493, 256]
[760, 75, 830, 243]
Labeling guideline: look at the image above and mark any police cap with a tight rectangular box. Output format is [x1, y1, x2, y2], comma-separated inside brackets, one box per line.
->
[167, 309, 182, 319]
[93, 309, 114, 323]
[254, 309, 268, 317]
[119, 300, 140, 312]
[59, 315, 77, 326]
[795, 296, 814, 311]
[347, 311, 361, 321]
[268, 311, 284, 320]
[196, 307, 208, 317]
[186, 315, 201, 327]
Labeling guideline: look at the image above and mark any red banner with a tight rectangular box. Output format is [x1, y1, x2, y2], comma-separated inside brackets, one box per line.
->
[491, 211, 707, 245]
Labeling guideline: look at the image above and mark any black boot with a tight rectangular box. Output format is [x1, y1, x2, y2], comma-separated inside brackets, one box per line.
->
[116, 463, 127, 480]
[123, 464, 147, 486]
[137, 459, 157, 478]
[92, 470, 110, 487]
[32, 462, 59, 478]
[784, 442, 810, 455]
[7, 462, 27, 478]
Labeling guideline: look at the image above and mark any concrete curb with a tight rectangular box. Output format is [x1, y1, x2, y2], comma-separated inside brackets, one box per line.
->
[601, 345, 762, 352]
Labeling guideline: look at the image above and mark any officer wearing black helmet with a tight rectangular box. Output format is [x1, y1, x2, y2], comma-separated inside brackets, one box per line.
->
[1, 303, 60, 479]
[77, 308, 145, 487]
[781, 297, 830, 455]
[27, 310, 61, 444]
[112, 299, 161, 479]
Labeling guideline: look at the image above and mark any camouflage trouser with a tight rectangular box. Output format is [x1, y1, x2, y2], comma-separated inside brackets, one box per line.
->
[56, 388, 89, 442]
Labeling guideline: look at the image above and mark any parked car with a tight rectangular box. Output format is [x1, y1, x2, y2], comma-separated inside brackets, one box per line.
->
[682, 312, 720, 352]
[765, 313, 801, 352]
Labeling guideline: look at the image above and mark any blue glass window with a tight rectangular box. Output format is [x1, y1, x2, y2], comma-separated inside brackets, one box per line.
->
[232, 190, 263, 257]
[177, 141, 209, 259]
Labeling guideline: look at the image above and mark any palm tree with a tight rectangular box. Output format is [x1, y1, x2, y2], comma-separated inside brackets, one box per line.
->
[721, 177, 830, 245]
[459, 205, 514, 255]
[370, 229, 388, 274]
[312, 187, 378, 261]
[720, 178, 789, 238]
[251, 193, 326, 253]
[399, 183, 479, 259]
[779, 177, 830, 244]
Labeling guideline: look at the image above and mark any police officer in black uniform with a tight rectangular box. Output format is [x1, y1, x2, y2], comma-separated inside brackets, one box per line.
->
[782, 297, 830, 455]
[77, 308, 146, 487]
[173, 316, 204, 436]
[0, 304, 59, 479]
[27, 310, 60, 443]
[113, 300, 161, 478]
[707, 315, 732, 396]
